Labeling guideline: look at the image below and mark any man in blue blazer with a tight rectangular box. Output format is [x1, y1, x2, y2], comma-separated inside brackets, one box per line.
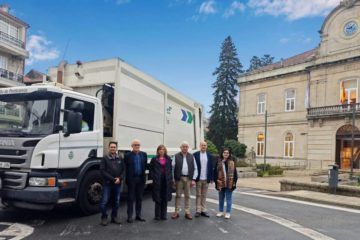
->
[124, 139, 148, 223]
[193, 141, 214, 218]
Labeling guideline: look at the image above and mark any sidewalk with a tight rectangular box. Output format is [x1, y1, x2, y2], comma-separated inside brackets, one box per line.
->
[271, 190, 360, 210]
[239, 170, 313, 192]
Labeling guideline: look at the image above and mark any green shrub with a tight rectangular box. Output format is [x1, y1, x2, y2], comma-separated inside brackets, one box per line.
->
[236, 160, 249, 167]
[205, 139, 218, 155]
[256, 165, 283, 177]
[256, 163, 271, 171]
[224, 139, 247, 158]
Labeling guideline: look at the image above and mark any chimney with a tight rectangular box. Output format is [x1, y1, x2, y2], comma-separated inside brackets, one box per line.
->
[0, 4, 10, 13]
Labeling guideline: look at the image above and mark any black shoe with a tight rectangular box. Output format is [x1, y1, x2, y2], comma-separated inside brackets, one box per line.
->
[195, 212, 201, 218]
[201, 212, 210, 218]
[127, 218, 133, 223]
[154, 217, 161, 221]
[135, 216, 146, 222]
[111, 217, 122, 224]
[101, 218, 108, 226]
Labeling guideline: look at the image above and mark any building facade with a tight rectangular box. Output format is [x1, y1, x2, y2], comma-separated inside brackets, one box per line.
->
[0, 4, 29, 87]
[238, 0, 360, 170]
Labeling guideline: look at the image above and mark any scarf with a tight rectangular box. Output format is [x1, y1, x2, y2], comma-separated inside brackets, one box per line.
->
[216, 159, 235, 190]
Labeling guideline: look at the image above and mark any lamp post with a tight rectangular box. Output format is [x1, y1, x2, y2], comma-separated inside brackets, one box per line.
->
[350, 104, 355, 179]
[264, 110, 268, 172]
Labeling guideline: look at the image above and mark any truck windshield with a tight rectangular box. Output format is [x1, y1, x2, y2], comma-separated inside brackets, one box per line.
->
[0, 92, 61, 137]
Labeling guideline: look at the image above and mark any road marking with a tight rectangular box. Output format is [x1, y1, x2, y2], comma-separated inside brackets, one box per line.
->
[60, 224, 92, 237]
[236, 191, 360, 214]
[189, 196, 335, 240]
[0, 222, 34, 240]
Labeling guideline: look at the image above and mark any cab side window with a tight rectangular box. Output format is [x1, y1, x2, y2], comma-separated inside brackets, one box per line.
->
[64, 97, 95, 132]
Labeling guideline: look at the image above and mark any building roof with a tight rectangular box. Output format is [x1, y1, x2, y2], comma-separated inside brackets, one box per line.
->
[24, 69, 47, 84]
[0, 8, 30, 28]
[244, 48, 318, 76]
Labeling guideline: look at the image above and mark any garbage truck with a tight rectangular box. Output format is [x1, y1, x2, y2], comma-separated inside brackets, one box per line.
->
[0, 58, 204, 214]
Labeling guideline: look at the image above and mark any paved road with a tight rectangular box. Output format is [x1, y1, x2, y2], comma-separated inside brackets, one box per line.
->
[1, 187, 360, 240]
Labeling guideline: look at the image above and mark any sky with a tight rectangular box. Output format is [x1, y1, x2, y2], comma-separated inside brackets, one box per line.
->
[8, 0, 342, 115]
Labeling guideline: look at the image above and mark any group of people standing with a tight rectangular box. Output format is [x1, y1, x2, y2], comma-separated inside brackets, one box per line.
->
[99, 139, 238, 226]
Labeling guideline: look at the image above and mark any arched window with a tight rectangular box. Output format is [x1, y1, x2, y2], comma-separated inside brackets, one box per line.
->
[284, 132, 294, 158]
[256, 132, 265, 156]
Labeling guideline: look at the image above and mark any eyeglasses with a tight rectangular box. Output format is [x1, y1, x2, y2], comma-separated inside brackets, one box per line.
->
[133, 144, 140, 147]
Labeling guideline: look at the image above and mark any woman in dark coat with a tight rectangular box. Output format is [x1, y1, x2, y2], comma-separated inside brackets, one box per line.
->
[149, 145, 173, 220]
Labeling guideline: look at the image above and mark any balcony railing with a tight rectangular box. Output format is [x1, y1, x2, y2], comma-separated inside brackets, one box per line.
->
[307, 103, 360, 119]
[0, 31, 25, 49]
[0, 68, 23, 83]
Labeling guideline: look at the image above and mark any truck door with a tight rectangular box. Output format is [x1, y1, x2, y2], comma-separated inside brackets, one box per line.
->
[59, 96, 99, 169]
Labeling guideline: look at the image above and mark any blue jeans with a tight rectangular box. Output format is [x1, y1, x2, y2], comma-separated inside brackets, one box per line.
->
[218, 188, 233, 213]
[100, 184, 121, 219]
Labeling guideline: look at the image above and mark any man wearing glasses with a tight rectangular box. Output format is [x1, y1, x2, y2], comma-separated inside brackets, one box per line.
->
[124, 139, 148, 223]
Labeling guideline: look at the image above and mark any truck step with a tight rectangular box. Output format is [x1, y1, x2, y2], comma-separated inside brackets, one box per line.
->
[57, 198, 76, 204]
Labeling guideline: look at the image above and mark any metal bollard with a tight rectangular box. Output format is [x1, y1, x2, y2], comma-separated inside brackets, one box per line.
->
[328, 164, 339, 194]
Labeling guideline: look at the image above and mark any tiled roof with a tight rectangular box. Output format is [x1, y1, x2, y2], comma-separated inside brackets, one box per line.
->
[247, 48, 318, 75]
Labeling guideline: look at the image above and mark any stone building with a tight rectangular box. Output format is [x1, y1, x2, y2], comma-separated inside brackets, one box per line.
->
[238, 0, 360, 170]
[0, 4, 29, 87]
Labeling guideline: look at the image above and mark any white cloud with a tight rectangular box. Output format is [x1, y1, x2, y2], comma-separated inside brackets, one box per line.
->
[116, 0, 131, 4]
[248, 0, 341, 20]
[279, 34, 312, 45]
[26, 35, 60, 66]
[280, 37, 289, 44]
[224, 1, 246, 18]
[199, 0, 217, 14]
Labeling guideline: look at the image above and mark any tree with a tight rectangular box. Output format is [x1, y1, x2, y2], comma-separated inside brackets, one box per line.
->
[247, 56, 262, 72]
[261, 54, 274, 66]
[224, 139, 247, 158]
[247, 54, 274, 72]
[205, 139, 219, 155]
[208, 36, 243, 149]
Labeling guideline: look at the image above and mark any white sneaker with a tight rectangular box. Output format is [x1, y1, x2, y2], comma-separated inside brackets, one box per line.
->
[224, 213, 231, 219]
[216, 212, 224, 217]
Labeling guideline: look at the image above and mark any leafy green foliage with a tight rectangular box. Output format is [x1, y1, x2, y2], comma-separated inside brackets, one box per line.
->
[208, 36, 243, 149]
[205, 139, 219, 155]
[224, 139, 247, 158]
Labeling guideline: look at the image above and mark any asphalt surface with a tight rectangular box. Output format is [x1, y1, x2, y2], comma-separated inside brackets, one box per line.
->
[1, 187, 360, 240]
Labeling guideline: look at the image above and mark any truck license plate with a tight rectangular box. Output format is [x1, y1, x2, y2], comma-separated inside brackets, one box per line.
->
[0, 162, 10, 169]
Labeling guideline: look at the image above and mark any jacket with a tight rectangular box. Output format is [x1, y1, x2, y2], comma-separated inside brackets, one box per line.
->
[100, 153, 125, 185]
[124, 151, 148, 185]
[149, 156, 173, 203]
[193, 151, 214, 183]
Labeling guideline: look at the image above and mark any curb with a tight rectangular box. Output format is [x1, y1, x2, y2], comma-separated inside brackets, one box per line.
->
[269, 192, 360, 210]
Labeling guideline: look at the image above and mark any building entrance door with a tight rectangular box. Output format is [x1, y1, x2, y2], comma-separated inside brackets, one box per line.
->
[336, 125, 360, 169]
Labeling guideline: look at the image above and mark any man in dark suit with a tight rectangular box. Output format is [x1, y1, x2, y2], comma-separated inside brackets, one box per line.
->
[193, 141, 214, 218]
[124, 139, 147, 223]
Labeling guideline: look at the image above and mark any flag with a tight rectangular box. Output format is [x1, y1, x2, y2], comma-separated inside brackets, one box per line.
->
[340, 81, 347, 104]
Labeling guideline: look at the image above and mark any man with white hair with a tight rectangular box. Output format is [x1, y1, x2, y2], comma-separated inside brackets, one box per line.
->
[172, 141, 198, 220]
[124, 139, 148, 223]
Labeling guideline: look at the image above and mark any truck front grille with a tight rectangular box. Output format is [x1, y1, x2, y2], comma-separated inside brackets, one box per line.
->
[2, 171, 27, 189]
[0, 157, 26, 164]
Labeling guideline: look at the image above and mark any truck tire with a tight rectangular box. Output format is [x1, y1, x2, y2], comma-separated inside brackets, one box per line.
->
[77, 170, 103, 215]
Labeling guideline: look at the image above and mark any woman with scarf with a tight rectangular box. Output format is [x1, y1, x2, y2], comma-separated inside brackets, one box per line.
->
[214, 148, 238, 219]
[149, 145, 173, 220]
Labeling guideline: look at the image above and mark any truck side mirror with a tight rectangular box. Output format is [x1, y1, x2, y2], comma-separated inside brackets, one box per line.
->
[64, 111, 83, 137]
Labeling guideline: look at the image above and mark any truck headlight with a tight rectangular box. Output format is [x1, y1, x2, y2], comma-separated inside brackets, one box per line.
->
[29, 177, 56, 187]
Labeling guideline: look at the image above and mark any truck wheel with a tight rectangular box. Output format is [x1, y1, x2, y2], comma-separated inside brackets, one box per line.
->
[78, 170, 103, 215]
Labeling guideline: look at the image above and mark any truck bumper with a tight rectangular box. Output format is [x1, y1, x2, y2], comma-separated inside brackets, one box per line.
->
[0, 187, 59, 210]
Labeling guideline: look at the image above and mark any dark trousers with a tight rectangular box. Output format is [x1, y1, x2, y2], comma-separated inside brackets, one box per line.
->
[155, 174, 168, 219]
[127, 176, 145, 219]
[100, 183, 121, 219]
